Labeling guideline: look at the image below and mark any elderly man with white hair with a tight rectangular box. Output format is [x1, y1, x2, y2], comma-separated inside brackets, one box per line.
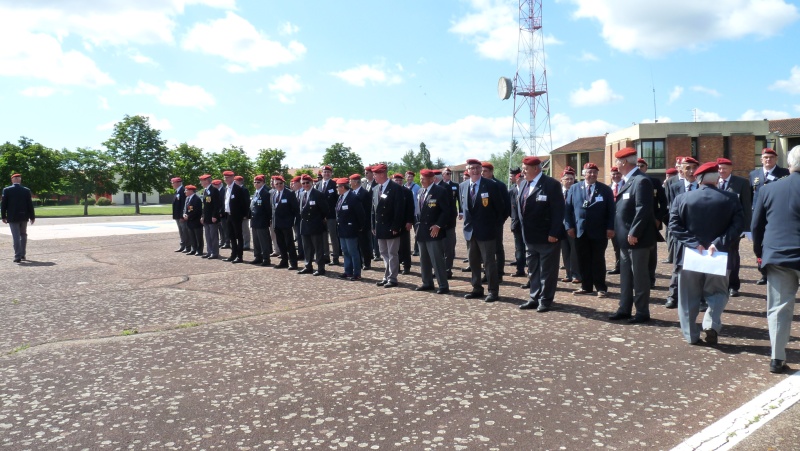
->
[669, 161, 744, 346]
[752, 145, 800, 374]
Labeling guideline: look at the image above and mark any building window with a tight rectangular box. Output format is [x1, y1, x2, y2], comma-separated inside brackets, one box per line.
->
[754, 136, 767, 168]
[691, 137, 698, 159]
[636, 139, 666, 169]
[565, 153, 590, 179]
[723, 136, 730, 160]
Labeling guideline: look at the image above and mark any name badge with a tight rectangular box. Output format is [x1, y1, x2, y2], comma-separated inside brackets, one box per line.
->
[342, 205, 349, 210]
[328, 189, 334, 193]
[281, 198, 287, 203]
[231, 194, 235, 199]
[536, 194, 547, 201]
[380, 194, 388, 199]
[257, 200, 262, 205]
[767, 174, 776, 181]
[452, 186, 457, 190]
[175, 194, 180, 199]
[309, 201, 316, 205]
[623, 193, 631, 200]
[595, 196, 604, 202]
[480, 192, 489, 198]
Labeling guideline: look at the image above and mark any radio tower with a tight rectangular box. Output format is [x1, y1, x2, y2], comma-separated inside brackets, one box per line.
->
[498, 0, 553, 161]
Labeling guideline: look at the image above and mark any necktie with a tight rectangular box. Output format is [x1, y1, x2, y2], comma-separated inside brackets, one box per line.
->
[336, 194, 345, 211]
[302, 191, 308, 209]
[719, 179, 727, 191]
[587, 184, 592, 199]
[688, 183, 694, 192]
[613, 183, 618, 197]
[418, 188, 426, 211]
[184, 196, 190, 215]
[470, 183, 477, 205]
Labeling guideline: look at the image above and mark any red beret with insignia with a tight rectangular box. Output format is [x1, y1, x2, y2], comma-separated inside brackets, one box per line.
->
[234, 175, 244, 181]
[583, 163, 599, 171]
[301, 174, 313, 182]
[392, 173, 404, 179]
[254, 175, 266, 182]
[610, 166, 619, 173]
[683, 157, 700, 166]
[322, 165, 333, 171]
[199, 174, 211, 180]
[614, 147, 637, 159]
[349, 173, 362, 180]
[171, 177, 182, 183]
[666, 168, 678, 175]
[335, 178, 349, 185]
[694, 162, 719, 177]
[716, 158, 733, 166]
[11, 173, 22, 178]
[762, 148, 777, 156]
[371, 164, 388, 174]
[185, 185, 197, 191]
[481, 162, 494, 170]
[466, 158, 482, 165]
[419, 169, 435, 177]
[222, 171, 234, 177]
[522, 156, 541, 166]
[637, 158, 647, 165]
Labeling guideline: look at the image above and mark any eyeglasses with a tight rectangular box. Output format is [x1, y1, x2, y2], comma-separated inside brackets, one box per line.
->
[273, 181, 283, 185]
[301, 181, 311, 185]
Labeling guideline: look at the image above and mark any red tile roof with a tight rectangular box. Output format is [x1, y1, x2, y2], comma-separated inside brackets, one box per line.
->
[551, 136, 606, 154]
[770, 118, 800, 136]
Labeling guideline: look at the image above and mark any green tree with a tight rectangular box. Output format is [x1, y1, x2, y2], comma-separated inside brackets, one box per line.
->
[417, 142, 434, 169]
[320, 143, 363, 178]
[168, 143, 212, 188]
[254, 148, 288, 177]
[433, 157, 448, 169]
[0, 137, 62, 200]
[488, 139, 523, 184]
[399, 149, 419, 172]
[61, 148, 119, 216]
[210, 145, 253, 181]
[103, 114, 170, 214]
[294, 168, 316, 177]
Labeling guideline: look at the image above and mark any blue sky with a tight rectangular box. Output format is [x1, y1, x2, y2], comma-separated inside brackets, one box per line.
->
[1, 0, 799, 168]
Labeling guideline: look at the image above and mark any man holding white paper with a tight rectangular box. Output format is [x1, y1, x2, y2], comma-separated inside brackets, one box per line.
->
[669, 162, 744, 346]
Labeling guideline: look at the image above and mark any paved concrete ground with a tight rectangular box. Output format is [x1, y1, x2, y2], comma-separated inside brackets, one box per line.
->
[1, 216, 797, 450]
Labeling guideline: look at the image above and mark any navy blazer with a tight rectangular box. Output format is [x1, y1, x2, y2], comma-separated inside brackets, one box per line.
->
[437, 179, 460, 229]
[416, 183, 451, 242]
[752, 172, 800, 271]
[353, 187, 372, 226]
[669, 186, 744, 268]
[224, 183, 250, 220]
[750, 165, 790, 211]
[201, 185, 222, 223]
[517, 174, 565, 244]
[171, 185, 186, 220]
[492, 177, 512, 223]
[651, 177, 669, 226]
[184, 194, 203, 229]
[401, 185, 415, 224]
[335, 190, 366, 239]
[509, 183, 521, 232]
[721, 175, 753, 232]
[316, 179, 338, 219]
[459, 177, 506, 242]
[614, 169, 657, 250]
[298, 188, 328, 235]
[372, 180, 406, 239]
[564, 181, 615, 240]
[249, 187, 273, 229]
[271, 189, 299, 229]
[1, 184, 35, 223]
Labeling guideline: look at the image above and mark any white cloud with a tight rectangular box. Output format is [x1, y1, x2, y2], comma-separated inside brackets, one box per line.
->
[578, 51, 599, 62]
[739, 109, 790, 121]
[569, 0, 799, 57]
[668, 86, 683, 104]
[127, 48, 156, 65]
[280, 22, 299, 36]
[182, 12, 306, 72]
[543, 34, 563, 46]
[449, 0, 518, 62]
[692, 108, 726, 122]
[20, 86, 66, 97]
[770, 66, 800, 94]
[121, 80, 216, 110]
[795, 105, 800, 113]
[98, 96, 109, 110]
[331, 63, 403, 87]
[268, 74, 303, 104]
[691, 85, 720, 97]
[640, 116, 673, 124]
[569, 79, 623, 107]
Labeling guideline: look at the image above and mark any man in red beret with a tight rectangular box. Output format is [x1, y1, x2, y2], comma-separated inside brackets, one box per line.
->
[508, 167, 526, 277]
[234, 175, 251, 251]
[247, 175, 273, 265]
[669, 161, 744, 346]
[372, 163, 406, 287]
[664, 157, 700, 308]
[559, 168, 580, 284]
[391, 173, 416, 274]
[1, 173, 36, 263]
[516, 156, 564, 311]
[750, 148, 790, 285]
[607, 166, 624, 274]
[315, 165, 340, 266]
[438, 167, 460, 278]
[404, 171, 421, 257]
[636, 158, 669, 288]
[298, 174, 329, 275]
[198, 174, 222, 259]
[170, 176, 190, 253]
[349, 173, 373, 270]
[609, 147, 657, 323]
[481, 161, 511, 283]
[272, 174, 300, 269]
[182, 185, 204, 255]
[221, 171, 250, 263]
[414, 169, 452, 293]
[334, 177, 367, 280]
[716, 158, 752, 297]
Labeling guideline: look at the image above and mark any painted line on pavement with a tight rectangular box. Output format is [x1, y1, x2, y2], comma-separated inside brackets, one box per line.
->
[0, 220, 176, 240]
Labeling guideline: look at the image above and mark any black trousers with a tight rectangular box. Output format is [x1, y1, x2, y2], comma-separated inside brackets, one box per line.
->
[494, 224, 506, 277]
[302, 233, 325, 270]
[358, 228, 372, 268]
[729, 237, 742, 290]
[226, 216, 244, 259]
[575, 235, 608, 292]
[187, 226, 204, 254]
[275, 227, 298, 266]
[512, 226, 525, 273]
[648, 243, 657, 285]
[399, 228, 412, 270]
[610, 233, 620, 271]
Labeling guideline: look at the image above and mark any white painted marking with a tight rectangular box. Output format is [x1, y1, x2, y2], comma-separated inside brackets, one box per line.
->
[672, 372, 800, 451]
[0, 220, 177, 240]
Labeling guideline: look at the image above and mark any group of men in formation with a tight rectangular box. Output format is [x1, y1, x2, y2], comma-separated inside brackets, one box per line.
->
[164, 145, 800, 374]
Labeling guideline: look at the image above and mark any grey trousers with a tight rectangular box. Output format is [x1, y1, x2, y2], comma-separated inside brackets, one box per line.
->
[175, 219, 189, 248]
[270, 225, 281, 255]
[241, 218, 251, 248]
[468, 238, 498, 295]
[526, 241, 561, 307]
[443, 227, 457, 271]
[8, 221, 28, 259]
[617, 247, 651, 317]
[252, 227, 273, 260]
[378, 237, 401, 283]
[324, 218, 341, 258]
[678, 269, 729, 343]
[203, 222, 219, 257]
[766, 264, 800, 360]
[302, 233, 325, 270]
[419, 239, 448, 290]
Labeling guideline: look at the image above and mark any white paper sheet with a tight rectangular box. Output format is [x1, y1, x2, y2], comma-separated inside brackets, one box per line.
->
[683, 248, 728, 276]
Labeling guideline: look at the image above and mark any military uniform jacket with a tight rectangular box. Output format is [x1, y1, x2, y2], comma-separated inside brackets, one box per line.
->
[249, 187, 273, 229]
[459, 177, 506, 242]
[564, 181, 615, 240]
[750, 165, 790, 211]
[271, 189, 299, 230]
[669, 185, 744, 268]
[721, 175, 753, 231]
[298, 188, 329, 236]
[517, 174, 565, 245]
[416, 183, 451, 242]
[372, 181, 406, 239]
[401, 185, 415, 225]
[316, 179, 338, 219]
[1, 184, 35, 223]
[184, 195, 203, 229]
[171, 185, 186, 220]
[353, 187, 372, 226]
[614, 169, 657, 250]
[752, 172, 800, 271]
[335, 191, 366, 239]
[438, 179, 459, 229]
[201, 185, 222, 223]
[224, 183, 250, 220]
[492, 177, 512, 224]
[652, 177, 669, 227]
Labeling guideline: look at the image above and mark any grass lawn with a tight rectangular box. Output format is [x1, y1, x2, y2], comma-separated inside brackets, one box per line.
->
[35, 205, 172, 217]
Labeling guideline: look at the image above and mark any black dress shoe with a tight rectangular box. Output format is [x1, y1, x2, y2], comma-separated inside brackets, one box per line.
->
[331, 258, 340, 266]
[249, 259, 263, 265]
[174, 247, 185, 252]
[350, 276, 362, 281]
[223, 257, 235, 262]
[484, 293, 499, 303]
[288, 265, 298, 270]
[608, 312, 632, 320]
[461, 267, 471, 272]
[220, 245, 231, 249]
[260, 261, 272, 266]
[607, 269, 620, 275]
[536, 305, 551, 313]
[13, 258, 21, 263]
[196, 252, 206, 257]
[436, 288, 450, 295]
[519, 300, 539, 310]
[231, 257, 244, 264]
[401, 268, 411, 275]
[664, 300, 677, 309]
[274, 263, 289, 269]
[447, 270, 453, 280]
[661, 259, 672, 264]
[628, 316, 650, 324]
[298, 268, 313, 274]
[384, 281, 398, 288]
[729, 288, 740, 297]
[186, 251, 197, 255]
[770, 359, 787, 374]
[521, 282, 530, 289]
[462, 258, 469, 263]
[512, 271, 526, 277]
[464, 291, 485, 299]
[376, 280, 387, 286]
[704, 328, 718, 345]
[415, 285, 435, 291]
[373, 256, 382, 262]
[338, 273, 351, 279]
[206, 255, 219, 260]
[481, 275, 488, 283]
[313, 270, 326, 276]
[756, 277, 767, 285]
[412, 251, 419, 257]
[242, 247, 251, 251]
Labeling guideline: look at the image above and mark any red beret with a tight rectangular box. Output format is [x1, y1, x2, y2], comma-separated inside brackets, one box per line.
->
[583, 162, 599, 171]
[322, 165, 333, 171]
[522, 156, 541, 166]
[222, 171, 234, 177]
[762, 148, 777, 156]
[432, 169, 442, 175]
[349, 173, 362, 180]
[675, 156, 684, 163]
[405, 171, 415, 176]
[371, 164, 388, 174]
[392, 173, 404, 179]
[694, 162, 719, 177]
[466, 158, 482, 165]
[335, 178, 349, 185]
[212, 179, 222, 185]
[11, 173, 21, 178]
[301, 174, 313, 181]
[716, 158, 733, 166]
[419, 169, 435, 177]
[199, 174, 211, 180]
[254, 175, 266, 182]
[666, 168, 678, 175]
[234, 175, 244, 181]
[171, 177, 182, 183]
[364, 166, 373, 172]
[637, 158, 647, 165]
[291, 176, 301, 182]
[610, 166, 619, 173]
[561, 169, 575, 177]
[481, 162, 494, 170]
[185, 185, 197, 191]
[614, 147, 637, 159]
[274, 176, 286, 183]
[683, 157, 700, 166]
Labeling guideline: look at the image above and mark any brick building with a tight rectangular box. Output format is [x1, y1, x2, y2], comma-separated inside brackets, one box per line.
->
[550, 136, 606, 181]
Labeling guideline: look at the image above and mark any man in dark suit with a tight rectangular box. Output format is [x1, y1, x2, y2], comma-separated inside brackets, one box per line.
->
[415, 169, 452, 294]
[508, 168, 526, 277]
[1, 173, 35, 263]
[565, 163, 615, 297]
[289, 176, 304, 261]
[273, 175, 300, 270]
[637, 158, 669, 288]
[335, 178, 366, 280]
[199, 174, 221, 259]
[393, 173, 416, 275]
[559, 167, 580, 284]
[212, 179, 229, 249]
[460, 159, 506, 302]
[298, 174, 329, 275]
[363, 166, 381, 261]
[372, 164, 406, 288]
[752, 145, 800, 373]
[609, 148, 657, 323]
[664, 157, 700, 309]
[221, 170, 250, 263]
[607, 167, 624, 274]
[482, 162, 511, 281]
[182, 185, 204, 256]
[171, 177, 189, 253]
[717, 158, 752, 297]
[349, 174, 373, 271]
[670, 162, 744, 346]
[317, 165, 340, 265]
[750, 147, 791, 285]
[248, 174, 273, 266]
[438, 167, 460, 279]
[517, 156, 564, 312]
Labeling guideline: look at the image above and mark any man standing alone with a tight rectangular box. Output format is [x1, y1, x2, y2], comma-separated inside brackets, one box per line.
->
[1, 173, 35, 263]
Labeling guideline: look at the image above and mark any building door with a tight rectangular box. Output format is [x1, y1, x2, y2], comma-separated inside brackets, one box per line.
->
[124, 193, 131, 205]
